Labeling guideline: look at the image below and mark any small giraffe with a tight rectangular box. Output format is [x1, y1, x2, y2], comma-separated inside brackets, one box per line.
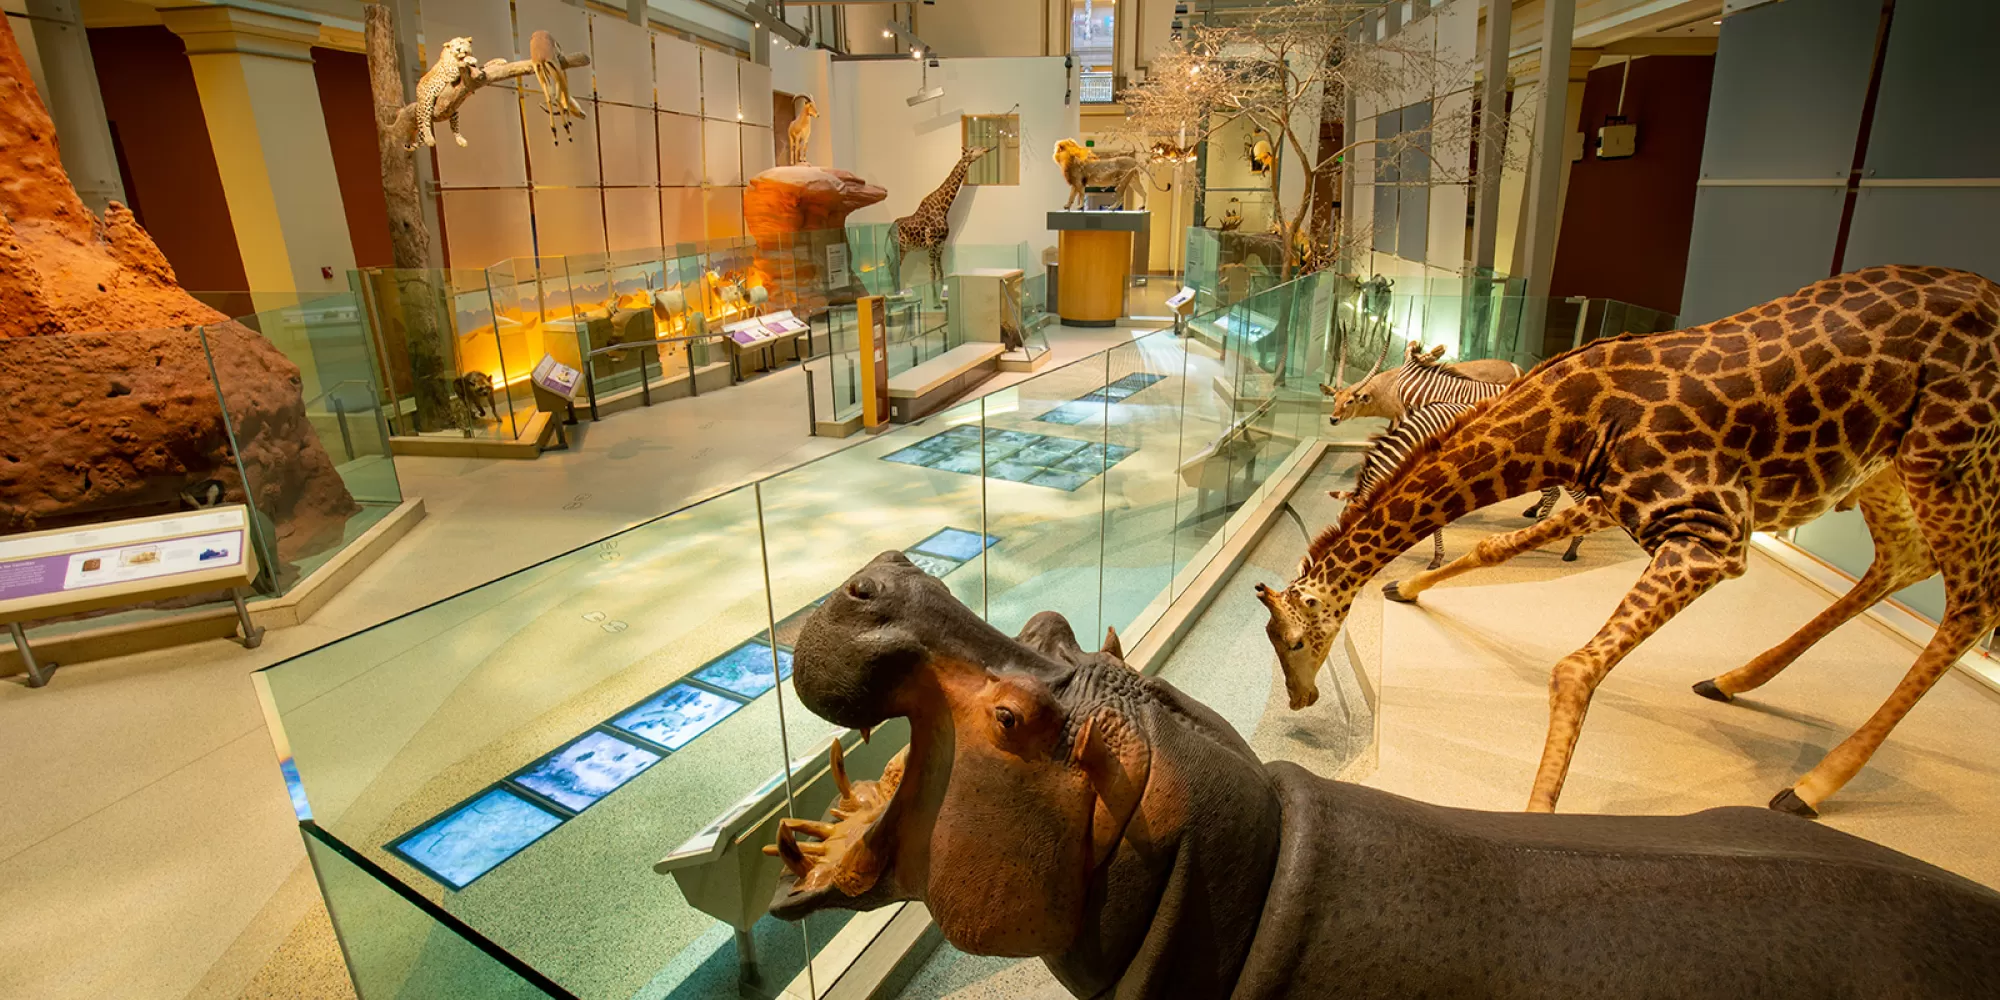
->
[1259, 265, 2000, 818]
[892, 145, 991, 291]
[787, 96, 818, 165]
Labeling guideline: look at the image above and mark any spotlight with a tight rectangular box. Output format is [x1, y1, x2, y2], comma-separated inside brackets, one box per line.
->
[912, 48, 923, 59]
[883, 29, 893, 37]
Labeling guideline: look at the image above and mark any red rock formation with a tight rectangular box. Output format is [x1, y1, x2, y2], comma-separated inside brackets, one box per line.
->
[0, 17, 356, 587]
[744, 166, 887, 307]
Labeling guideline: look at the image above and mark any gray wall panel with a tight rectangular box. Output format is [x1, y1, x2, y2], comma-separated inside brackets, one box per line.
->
[1861, 0, 2000, 180]
[1841, 187, 2000, 280]
[1681, 185, 1845, 323]
[1697, 0, 1879, 181]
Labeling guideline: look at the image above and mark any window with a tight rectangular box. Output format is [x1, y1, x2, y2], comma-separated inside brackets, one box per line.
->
[1069, 0, 1117, 104]
[963, 115, 1021, 185]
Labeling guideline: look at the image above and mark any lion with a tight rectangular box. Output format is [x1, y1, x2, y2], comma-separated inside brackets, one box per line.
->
[1053, 138, 1152, 210]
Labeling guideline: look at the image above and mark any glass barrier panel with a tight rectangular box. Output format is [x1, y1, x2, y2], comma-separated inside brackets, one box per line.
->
[260, 484, 817, 1000]
[978, 353, 1113, 639]
[1098, 333, 1188, 636]
[302, 825, 561, 999]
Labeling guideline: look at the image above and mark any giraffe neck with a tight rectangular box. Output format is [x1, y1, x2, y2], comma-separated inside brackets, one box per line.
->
[1306, 409, 1580, 598]
[920, 161, 974, 214]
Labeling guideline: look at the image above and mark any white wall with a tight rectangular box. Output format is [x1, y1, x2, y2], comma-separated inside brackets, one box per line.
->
[832, 56, 1079, 257]
[769, 41, 833, 166]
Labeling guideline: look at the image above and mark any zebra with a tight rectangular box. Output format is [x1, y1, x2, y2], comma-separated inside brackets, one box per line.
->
[1332, 402, 1471, 569]
[1333, 349, 1592, 563]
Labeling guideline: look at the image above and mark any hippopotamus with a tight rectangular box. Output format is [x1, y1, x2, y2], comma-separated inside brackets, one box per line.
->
[766, 552, 2000, 999]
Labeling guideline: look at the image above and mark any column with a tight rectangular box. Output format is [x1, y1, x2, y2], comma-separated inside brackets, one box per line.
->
[1469, 0, 1512, 275]
[162, 4, 356, 306]
[26, 0, 127, 214]
[1518, 0, 1574, 300]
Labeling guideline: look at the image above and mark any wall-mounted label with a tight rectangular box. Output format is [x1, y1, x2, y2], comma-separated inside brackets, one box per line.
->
[826, 243, 851, 287]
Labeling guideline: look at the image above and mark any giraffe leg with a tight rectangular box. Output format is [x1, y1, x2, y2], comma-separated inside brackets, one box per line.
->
[1427, 530, 1444, 571]
[1772, 460, 1999, 817]
[1698, 471, 1931, 702]
[1528, 536, 1745, 812]
[1560, 535, 1584, 562]
[1384, 499, 1611, 604]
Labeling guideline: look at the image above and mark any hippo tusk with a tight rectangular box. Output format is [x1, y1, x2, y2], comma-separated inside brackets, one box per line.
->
[830, 738, 856, 806]
[859, 725, 873, 744]
[773, 823, 814, 879]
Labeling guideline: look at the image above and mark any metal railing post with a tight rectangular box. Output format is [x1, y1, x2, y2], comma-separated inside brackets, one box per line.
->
[640, 346, 653, 407]
[687, 341, 701, 397]
[333, 395, 354, 461]
[585, 363, 601, 421]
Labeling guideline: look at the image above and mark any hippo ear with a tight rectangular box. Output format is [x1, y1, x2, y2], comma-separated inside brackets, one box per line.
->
[1072, 712, 1153, 868]
[1100, 626, 1124, 663]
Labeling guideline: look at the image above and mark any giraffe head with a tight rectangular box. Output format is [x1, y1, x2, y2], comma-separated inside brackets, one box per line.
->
[959, 144, 995, 170]
[1252, 560, 1354, 709]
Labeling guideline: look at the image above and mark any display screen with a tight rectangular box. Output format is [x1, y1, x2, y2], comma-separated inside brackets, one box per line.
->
[390, 787, 563, 889]
[512, 730, 662, 812]
[610, 683, 745, 750]
[911, 527, 999, 563]
[883, 426, 1136, 492]
[692, 641, 794, 699]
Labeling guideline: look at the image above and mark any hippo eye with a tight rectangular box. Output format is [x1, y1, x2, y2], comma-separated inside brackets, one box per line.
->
[995, 706, 1017, 729]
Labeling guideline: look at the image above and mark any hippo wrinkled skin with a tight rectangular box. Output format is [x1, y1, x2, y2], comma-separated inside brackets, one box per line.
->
[767, 552, 2000, 998]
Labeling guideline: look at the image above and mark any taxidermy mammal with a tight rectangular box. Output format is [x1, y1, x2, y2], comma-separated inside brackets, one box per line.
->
[409, 36, 479, 150]
[1262, 266, 2000, 819]
[529, 30, 587, 143]
[788, 96, 818, 165]
[768, 552, 2000, 1000]
[454, 371, 496, 418]
[1053, 139, 1152, 210]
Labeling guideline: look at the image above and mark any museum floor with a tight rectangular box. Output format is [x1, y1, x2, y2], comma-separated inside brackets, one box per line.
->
[7, 316, 2000, 1000]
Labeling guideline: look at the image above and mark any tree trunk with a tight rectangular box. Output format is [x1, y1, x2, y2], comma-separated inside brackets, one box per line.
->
[364, 3, 456, 433]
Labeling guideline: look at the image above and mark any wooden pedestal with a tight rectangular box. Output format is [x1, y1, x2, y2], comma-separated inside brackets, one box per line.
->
[1057, 229, 1132, 328]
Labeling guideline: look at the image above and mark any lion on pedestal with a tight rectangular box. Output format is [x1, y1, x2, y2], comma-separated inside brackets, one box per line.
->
[1053, 138, 1151, 210]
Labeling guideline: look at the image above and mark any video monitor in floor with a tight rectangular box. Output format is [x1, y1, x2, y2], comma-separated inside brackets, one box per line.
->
[511, 730, 662, 813]
[611, 683, 746, 750]
[881, 427, 1136, 491]
[389, 787, 564, 889]
[693, 641, 794, 699]
[910, 527, 998, 562]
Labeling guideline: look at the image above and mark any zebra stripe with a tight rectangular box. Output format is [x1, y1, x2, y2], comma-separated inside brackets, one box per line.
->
[1392, 360, 1510, 410]
[1352, 402, 1472, 504]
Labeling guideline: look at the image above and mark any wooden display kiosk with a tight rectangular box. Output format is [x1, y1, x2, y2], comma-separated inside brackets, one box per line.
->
[1049, 210, 1149, 327]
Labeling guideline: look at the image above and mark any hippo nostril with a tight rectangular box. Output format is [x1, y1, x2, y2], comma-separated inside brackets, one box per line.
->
[847, 578, 877, 600]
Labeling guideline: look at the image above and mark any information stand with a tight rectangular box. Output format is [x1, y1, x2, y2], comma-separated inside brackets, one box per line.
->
[855, 296, 890, 429]
[0, 506, 265, 687]
[531, 354, 583, 450]
[722, 310, 810, 377]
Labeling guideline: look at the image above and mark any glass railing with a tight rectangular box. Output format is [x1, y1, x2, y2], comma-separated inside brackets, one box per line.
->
[258, 275, 1325, 999]
[0, 292, 405, 642]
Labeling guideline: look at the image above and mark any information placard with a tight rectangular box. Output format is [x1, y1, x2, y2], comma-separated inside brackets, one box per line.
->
[0, 506, 258, 620]
[531, 354, 583, 401]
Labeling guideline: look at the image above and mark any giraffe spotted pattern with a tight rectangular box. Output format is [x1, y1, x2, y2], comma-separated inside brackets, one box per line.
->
[1259, 265, 2000, 816]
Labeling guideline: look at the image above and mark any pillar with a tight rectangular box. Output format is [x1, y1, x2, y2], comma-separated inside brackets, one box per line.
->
[162, 4, 355, 307]
[26, 0, 127, 214]
[1469, 0, 1512, 275]
[1518, 0, 1574, 301]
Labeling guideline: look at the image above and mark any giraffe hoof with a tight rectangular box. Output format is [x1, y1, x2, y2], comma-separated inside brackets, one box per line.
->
[1521, 505, 1540, 519]
[1561, 551, 1580, 562]
[1382, 581, 1417, 604]
[1691, 679, 1734, 703]
[1768, 788, 1820, 820]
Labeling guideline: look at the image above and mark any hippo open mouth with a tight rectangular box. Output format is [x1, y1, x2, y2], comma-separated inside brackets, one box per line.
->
[760, 550, 1215, 961]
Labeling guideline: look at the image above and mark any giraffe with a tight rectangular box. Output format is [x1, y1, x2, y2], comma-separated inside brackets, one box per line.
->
[1326, 339, 1588, 559]
[1257, 265, 2000, 818]
[892, 145, 991, 291]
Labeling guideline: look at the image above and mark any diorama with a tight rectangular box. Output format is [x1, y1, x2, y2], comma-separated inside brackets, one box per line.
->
[0, 19, 356, 592]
